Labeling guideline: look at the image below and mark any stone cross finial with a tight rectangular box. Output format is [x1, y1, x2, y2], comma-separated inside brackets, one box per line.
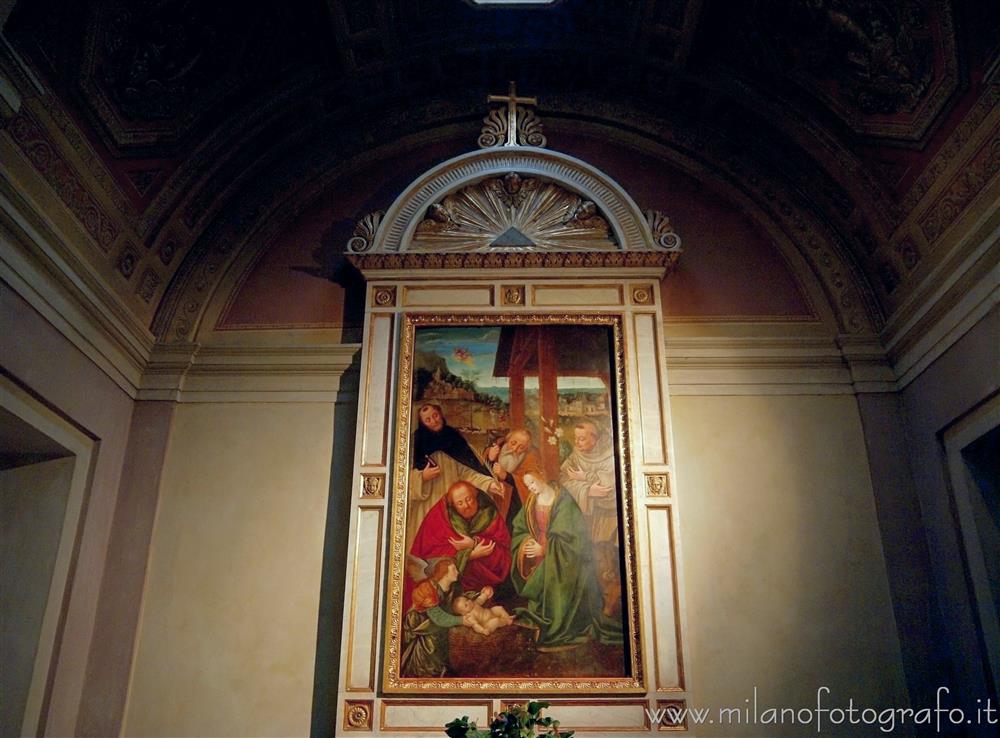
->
[479, 81, 547, 148]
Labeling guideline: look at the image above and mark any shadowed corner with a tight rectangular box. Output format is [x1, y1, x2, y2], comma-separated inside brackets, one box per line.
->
[291, 217, 367, 344]
[310, 350, 362, 738]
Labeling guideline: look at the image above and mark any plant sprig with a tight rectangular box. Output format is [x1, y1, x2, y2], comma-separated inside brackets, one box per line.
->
[445, 701, 575, 738]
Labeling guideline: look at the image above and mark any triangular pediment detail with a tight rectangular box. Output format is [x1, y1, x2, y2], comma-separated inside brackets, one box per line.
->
[490, 227, 535, 248]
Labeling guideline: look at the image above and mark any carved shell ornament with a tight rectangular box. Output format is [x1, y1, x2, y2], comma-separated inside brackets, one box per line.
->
[645, 210, 681, 251]
[346, 211, 383, 253]
[410, 173, 618, 252]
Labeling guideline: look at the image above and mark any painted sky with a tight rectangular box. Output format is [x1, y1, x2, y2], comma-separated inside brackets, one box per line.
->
[415, 326, 606, 393]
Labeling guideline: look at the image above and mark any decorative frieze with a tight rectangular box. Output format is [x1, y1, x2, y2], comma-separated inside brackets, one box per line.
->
[349, 250, 679, 272]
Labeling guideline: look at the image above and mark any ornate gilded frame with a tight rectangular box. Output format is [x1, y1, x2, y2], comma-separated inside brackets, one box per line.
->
[383, 312, 645, 694]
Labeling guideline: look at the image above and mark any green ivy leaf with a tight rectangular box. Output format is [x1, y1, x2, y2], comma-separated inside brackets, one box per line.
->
[526, 701, 548, 716]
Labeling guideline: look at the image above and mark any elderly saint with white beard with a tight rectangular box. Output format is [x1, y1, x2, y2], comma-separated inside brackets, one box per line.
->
[487, 428, 543, 526]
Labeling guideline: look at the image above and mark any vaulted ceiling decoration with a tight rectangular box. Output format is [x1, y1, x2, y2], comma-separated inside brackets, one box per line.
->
[717, 0, 959, 140]
[2, 0, 993, 340]
[24, 0, 327, 152]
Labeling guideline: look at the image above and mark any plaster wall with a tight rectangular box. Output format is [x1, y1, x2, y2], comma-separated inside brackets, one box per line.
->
[0, 457, 75, 737]
[120, 388, 910, 737]
[899, 303, 999, 724]
[0, 283, 135, 736]
[123, 402, 341, 738]
[671, 393, 910, 736]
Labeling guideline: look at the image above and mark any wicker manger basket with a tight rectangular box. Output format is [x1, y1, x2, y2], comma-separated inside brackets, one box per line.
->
[447, 624, 537, 676]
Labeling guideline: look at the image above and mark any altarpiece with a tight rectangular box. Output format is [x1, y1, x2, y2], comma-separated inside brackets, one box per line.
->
[336, 85, 688, 735]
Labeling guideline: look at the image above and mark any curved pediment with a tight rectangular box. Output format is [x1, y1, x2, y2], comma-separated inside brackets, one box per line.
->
[349, 147, 680, 256]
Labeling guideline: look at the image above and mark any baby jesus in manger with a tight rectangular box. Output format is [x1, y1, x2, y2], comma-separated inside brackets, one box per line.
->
[451, 592, 516, 635]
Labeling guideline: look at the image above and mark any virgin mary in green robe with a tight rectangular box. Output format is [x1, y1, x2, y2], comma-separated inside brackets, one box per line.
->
[510, 471, 622, 650]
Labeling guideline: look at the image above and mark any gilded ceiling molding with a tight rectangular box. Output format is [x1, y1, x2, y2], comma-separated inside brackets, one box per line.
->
[34, 94, 137, 222]
[3, 105, 171, 321]
[918, 128, 1000, 245]
[719, 0, 959, 141]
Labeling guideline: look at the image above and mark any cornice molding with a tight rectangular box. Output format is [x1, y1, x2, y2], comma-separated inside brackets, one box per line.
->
[138, 343, 361, 403]
[663, 334, 894, 395]
[348, 250, 678, 274]
[2, 174, 362, 404]
[888, 243, 999, 389]
[1, 179, 154, 397]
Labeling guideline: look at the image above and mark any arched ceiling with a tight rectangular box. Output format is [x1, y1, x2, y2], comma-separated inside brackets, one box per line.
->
[3, 0, 998, 339]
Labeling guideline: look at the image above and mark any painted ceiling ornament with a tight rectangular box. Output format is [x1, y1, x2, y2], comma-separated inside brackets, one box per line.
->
[411, 174, 616, 252]
[478, 81, 547, 148]
[738, 0, 957, 138]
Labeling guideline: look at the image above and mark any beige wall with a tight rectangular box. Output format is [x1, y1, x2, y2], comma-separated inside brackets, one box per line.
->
[899, 304, 999, 717]
[120, 391, 910, 737]
[124, 402, 338, 738]
[1, 284, 135, 737]
[671, 394, 909, 736]
[1, 457, 75, 737]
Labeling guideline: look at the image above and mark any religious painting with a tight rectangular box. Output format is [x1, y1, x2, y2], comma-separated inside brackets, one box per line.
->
[384, 314, 643, 693]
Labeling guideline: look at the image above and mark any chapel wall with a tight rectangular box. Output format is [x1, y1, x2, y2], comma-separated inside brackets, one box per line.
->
[0, 283, 135, 736]
[670, 393, 910, 734]
[897, 304, 999, 713]
[123, 398, 355, 738]
[208, 128, 820, 343]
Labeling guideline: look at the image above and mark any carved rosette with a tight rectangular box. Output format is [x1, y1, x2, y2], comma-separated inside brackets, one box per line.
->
[631, 285, 654, 305]
[347, 211, 384, 253]
[655, 699, 688, 730]
[343, 700, 373, 731]
[645, 210, 682, 251]
[372, 286, 397, 308]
